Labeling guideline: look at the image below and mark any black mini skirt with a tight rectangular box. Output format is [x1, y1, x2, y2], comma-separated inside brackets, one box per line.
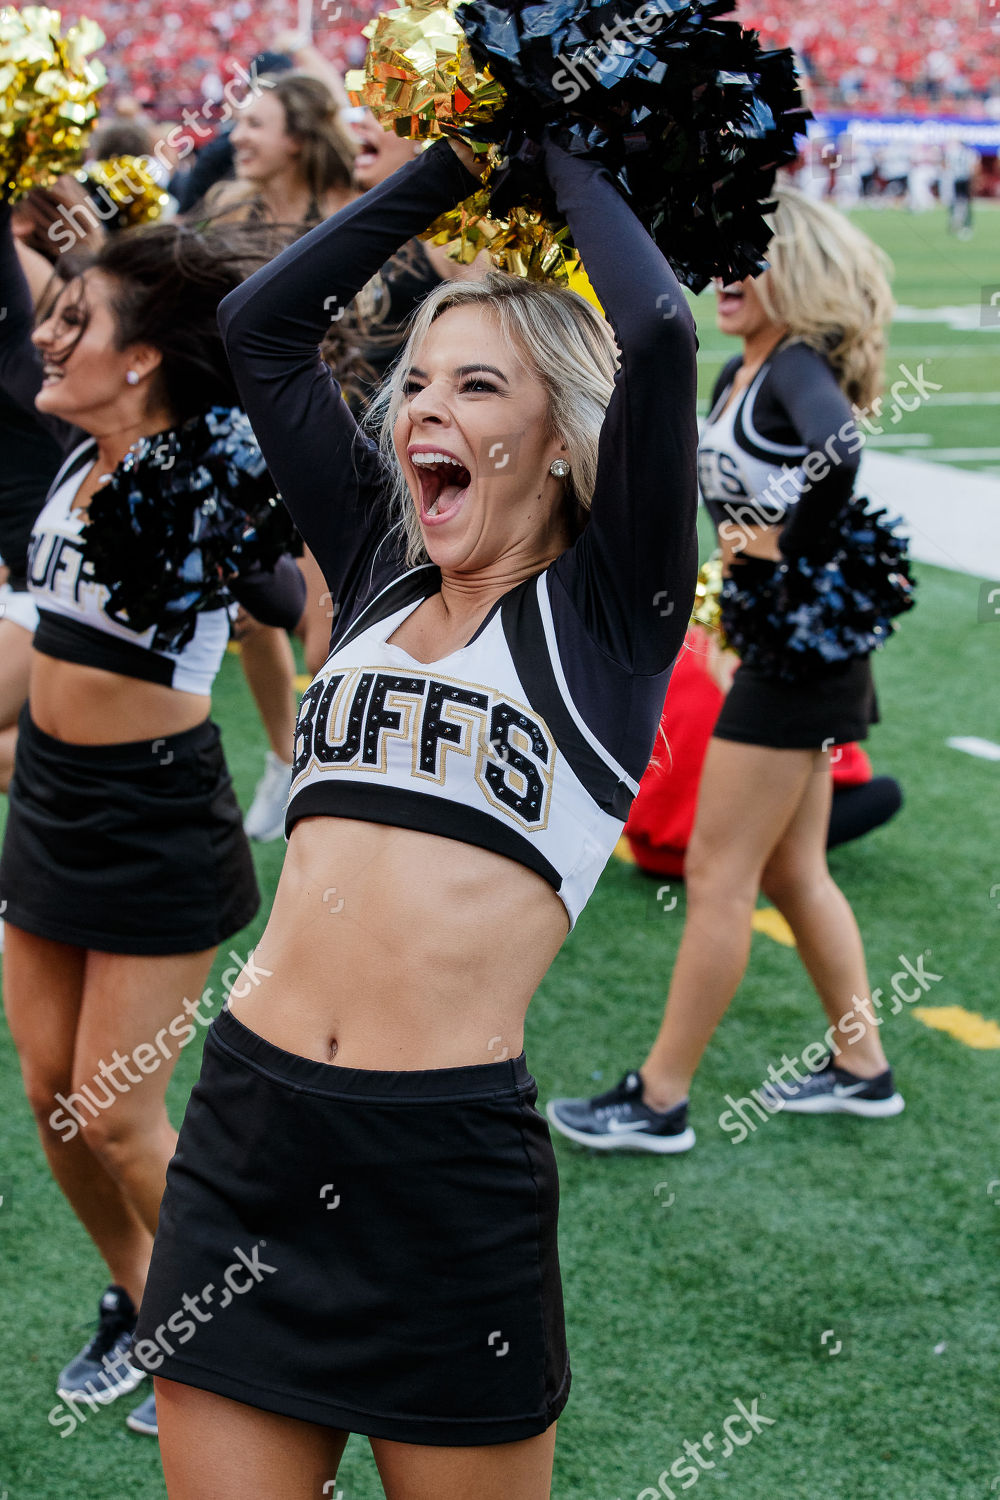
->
[0, 710, 258, 954]
[713, 656, 879, 750]
[135, 1007, 570, 1446]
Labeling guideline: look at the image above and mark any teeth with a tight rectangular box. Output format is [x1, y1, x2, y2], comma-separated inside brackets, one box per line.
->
[411, 452, 463, 468]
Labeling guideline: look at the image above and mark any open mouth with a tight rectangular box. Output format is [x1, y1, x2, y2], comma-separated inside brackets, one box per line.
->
[41, 363, 65, 388]
[716, 284, 746, 316]
[410, 449, 472, 524]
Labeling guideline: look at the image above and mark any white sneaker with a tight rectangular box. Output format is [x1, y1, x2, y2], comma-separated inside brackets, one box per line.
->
[243, 751, 293, 842]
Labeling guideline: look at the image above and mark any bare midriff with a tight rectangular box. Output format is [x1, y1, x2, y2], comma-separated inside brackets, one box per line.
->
[29, 654, 210, 744]
[719, 520, 784, 572]
[228, 815, 570, 1071]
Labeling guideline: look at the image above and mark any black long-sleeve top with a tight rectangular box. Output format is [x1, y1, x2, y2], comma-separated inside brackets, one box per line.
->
[219, 140, 699, 784]
[0, 204, 303, 631]
[701, 343, 862, 558]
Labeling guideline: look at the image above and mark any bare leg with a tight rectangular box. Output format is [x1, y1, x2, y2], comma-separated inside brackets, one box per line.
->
[237, 615, 297, 762]
[74, 945, 217, 1235]
[3, 926, 152, 1304]
[372, 1426, 557, 1500]
[0, 726, 19, 793]
[296, 547, 334, 677]
[0, 618, 33, 793]
[155, 1379, 349, 1499]
[4, 929, 216, 1304]
[639, 740, 818, 1111]
[760, 768, 888, 1076]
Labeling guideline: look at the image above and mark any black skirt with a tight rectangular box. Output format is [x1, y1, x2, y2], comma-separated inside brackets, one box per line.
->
[0, 710, 258, 954]
[713, 656, 879, 750]
[135, 1007, 570, 1446]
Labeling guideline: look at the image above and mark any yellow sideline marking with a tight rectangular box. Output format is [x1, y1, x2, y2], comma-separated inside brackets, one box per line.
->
[912, 1006, 1000, 1050]
[751, 907, 796, 947]
[226, 640, 241, 655]
[618, 852, 796, 948]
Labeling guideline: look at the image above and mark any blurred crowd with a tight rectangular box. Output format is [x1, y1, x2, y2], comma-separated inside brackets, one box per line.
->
[743, 0, 1000, 117]
[62, 1, 367, 117]
[64, 0, 1000, 123]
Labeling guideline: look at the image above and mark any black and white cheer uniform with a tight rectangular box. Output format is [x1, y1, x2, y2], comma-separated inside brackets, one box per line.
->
[701, 341, 878, 747]
[135, 140, 699, 1444]
[0, 203, 304, 953]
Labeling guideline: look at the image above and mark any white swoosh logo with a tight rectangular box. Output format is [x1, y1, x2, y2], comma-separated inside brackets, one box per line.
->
[832, 1082, 869, 1097]
[607, 1118, 649, 1133]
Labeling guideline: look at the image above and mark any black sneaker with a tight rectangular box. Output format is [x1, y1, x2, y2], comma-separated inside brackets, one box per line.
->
[546, 1071, 696, 1153]
[125, 1388, 158, 1436]
[762, 1054, 905, 1117]
[56, 1285, 144, 1405]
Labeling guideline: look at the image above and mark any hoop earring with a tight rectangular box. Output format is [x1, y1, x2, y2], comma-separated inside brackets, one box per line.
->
[125, 370, 140, 386]
[549, 458, 570, 478]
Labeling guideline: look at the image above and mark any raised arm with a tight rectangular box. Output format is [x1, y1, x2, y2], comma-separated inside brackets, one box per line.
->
[0, 204, 75, 448]
[217, 141, 480, 613]
[764, 342, 862, 558]
[545, 145, 700, 675]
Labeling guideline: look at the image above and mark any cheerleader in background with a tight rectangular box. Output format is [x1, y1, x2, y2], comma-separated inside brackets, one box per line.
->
[196, 69, 360, 841]
[0, 180, 105, 802]
[0, 202, 304, 1436]
[548, 187, 908, 1153]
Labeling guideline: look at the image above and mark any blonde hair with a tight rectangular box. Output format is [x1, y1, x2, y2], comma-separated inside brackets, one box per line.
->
[367, 271, 618, 568]
[756, 185, 894, 411]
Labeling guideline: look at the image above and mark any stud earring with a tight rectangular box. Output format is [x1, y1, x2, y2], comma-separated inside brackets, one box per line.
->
[125, 370, 140, 386]
[549, 458, 570, 478]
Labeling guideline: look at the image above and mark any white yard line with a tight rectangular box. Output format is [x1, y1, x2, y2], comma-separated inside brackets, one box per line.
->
[914, 448, 1000, 462]
[928, 392, 1000, 405]
[860, 451, 1000, 579]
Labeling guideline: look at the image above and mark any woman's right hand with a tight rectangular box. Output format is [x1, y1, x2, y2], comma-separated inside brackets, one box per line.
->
[445, 137, 491, 182]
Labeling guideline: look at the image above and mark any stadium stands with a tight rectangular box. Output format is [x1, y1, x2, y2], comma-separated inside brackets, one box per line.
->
[741, 0, 1000, 116]
[62, 0, 365, 117]
[64, 0, 1000, 121]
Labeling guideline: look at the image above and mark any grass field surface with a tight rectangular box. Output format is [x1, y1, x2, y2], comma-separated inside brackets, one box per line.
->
[0, 206, 997, 1500]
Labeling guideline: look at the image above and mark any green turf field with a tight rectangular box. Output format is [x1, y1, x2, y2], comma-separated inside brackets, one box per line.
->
[1, 207, 998, 1500]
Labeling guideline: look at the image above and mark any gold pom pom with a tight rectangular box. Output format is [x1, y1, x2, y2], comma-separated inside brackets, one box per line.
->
[347, 0, 576, 283]
[77, 155, 170, 226]
[422, 190, 576, 284]
[0, 5, 107, 203]
[691, 551, 726, 636]
[346, 0, 505, 143]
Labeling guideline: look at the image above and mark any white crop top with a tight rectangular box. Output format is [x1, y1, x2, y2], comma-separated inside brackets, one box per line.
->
[27, 441, 230, 696]
[287, 566, 640, 929]
[697, 364, 810, 532]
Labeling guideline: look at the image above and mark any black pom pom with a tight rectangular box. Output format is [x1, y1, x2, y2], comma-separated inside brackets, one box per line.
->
[81, 407, 295, 653]
[454, 0, 809, 289]
[718, 498, 916, 682]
